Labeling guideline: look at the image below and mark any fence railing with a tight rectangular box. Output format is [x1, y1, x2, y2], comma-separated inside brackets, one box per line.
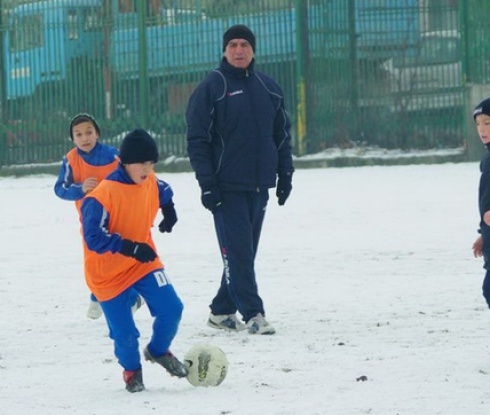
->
[0, 0, 483, 166]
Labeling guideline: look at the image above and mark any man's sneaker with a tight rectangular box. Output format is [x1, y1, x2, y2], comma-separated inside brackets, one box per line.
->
[86, 299, 103, 320]
[131, 296, 145, 314]
[143, 346, 188, 378]
[247, 313, 276, 335]
[207, 313, 246, 332]
[123, 369, 145, 393]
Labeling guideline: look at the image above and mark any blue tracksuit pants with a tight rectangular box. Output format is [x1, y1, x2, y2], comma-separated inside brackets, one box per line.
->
[482, 269, 490, 309]
[90, 289, 139, 306]
[482, 252, 490, 309]
[99, 269, 183, 371]
[210, 190, 269, 322]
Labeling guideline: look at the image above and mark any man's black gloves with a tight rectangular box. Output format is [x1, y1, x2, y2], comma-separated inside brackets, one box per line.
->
[201, 185, 222, 212]
[276, 172, 293, 206]
[159, 200, 177, 233]
[120, 239, 157, 263]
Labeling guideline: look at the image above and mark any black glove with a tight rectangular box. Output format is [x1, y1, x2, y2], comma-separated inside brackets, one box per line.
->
[201, 185, 222, 212]
[120, 239, 157, 263]
[159, 201, 177, 233]
[276, 173, 293, 206]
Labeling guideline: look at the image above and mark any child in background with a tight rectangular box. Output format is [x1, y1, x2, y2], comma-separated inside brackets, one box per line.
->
[80, 128, 187, 392]
[472, 98, 490, 310]
[54, 113, 142, 319]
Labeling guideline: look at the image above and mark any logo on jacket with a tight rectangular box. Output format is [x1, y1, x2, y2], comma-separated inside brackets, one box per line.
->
[227, 90, 243, 96]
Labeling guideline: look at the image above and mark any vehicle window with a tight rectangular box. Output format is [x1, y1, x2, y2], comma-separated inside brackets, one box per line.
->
[393, 35, 459, 68]
[419, 37, 458, 65]
[83, 9, 103, 31]
[68, 10, 78, 40]
[9, 14, 43, 52]
[118, 0, 136, 13]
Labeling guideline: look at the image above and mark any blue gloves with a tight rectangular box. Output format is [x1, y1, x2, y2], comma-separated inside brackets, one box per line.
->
[201, 185, 222, 212]
[159, 200, 177, 233]
[120, 239, 157, 263]
[276, 172, 293, 206]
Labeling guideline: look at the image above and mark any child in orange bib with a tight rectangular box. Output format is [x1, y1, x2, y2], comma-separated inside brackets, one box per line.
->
[81, 128, 187, 393]
[54, 113, 142, 319]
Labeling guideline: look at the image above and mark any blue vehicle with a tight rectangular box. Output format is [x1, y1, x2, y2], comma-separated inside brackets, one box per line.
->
[3, 0, 420, 118]
[110, 0, 420, 80]
[4, 0, 102, 109]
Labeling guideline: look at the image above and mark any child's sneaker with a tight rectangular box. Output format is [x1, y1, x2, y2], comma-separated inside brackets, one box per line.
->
[86, 299, 103, 320]
[207, 313, 246, 332]
[247, 313, 276, 335]
[143, 346, 188, 378]
[123, 369, 145, 393]
[131, 296, 145, 314]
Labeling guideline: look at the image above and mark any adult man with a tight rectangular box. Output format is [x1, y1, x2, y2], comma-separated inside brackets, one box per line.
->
[186, 24, 294, 335]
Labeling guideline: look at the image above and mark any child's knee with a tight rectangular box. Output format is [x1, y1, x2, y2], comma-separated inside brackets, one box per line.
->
[167, 294, 184, 320]
[148, 286, 183, 319]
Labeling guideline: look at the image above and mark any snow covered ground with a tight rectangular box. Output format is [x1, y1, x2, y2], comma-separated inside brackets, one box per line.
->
[1, 162, 490, 414]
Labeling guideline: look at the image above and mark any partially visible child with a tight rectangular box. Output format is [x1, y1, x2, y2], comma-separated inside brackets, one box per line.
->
[472, 98, 490, 310]
[54, 113, 142, 319]
[80, 128, 187, 392]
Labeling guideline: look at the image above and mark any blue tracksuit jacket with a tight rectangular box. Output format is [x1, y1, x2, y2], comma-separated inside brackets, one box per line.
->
[186, 58, 294, 190]
[54, 142, 119, 201]
[81, 165, 174, 255]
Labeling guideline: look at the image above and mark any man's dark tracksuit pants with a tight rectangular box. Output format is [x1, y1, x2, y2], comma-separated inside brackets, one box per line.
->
[210, 190, 269, 322]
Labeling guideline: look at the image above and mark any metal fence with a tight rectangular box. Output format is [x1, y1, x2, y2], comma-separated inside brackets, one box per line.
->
[0, 0, 486, 166]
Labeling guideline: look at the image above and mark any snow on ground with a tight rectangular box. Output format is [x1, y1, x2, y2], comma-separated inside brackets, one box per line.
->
[295, 146, 465, 160]
[1, 162, 490, 414]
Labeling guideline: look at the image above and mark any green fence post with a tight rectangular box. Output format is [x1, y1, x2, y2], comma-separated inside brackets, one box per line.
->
[0, 0, 6, 166]
[137, 0, 149, 127]
[462, 0, 486, 161]
[348, 0, 359, 136]
[295, 0, 307, 156]
[103, 0, 113, 121]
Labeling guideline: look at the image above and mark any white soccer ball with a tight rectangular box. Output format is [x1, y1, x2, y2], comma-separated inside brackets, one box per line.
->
[184, 344, 229, 387]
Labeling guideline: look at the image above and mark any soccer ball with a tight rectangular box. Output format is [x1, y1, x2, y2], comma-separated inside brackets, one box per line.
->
[184, 344, 229, 387]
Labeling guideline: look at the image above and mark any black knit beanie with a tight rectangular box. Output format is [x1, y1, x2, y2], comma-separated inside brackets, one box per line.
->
[222, 24, 255, 52]
[69, 113, 100, 140]
[474, 98, 490, 120]
[119, 128, 159, 164]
